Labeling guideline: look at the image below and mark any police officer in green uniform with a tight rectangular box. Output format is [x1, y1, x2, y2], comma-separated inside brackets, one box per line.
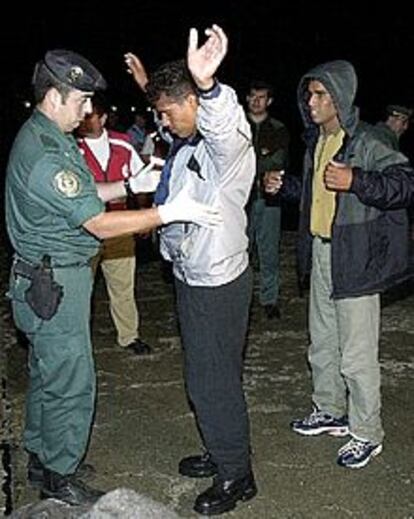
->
[373, 104, 412, 151]
[5, 49, 222, 506]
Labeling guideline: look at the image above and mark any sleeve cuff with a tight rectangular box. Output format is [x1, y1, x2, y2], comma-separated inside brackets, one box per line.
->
[198, 80, 221, 99]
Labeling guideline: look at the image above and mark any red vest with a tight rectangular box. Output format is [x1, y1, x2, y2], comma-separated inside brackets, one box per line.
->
[78, 130, 135, 210]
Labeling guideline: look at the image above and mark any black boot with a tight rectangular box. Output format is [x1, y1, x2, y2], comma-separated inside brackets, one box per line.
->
[28, 451, 96, 488]
[27, 452, 45, 488]
[40, 468, 104, 506]
[194, 471, 257, 515]
[179, 452, 217, 478]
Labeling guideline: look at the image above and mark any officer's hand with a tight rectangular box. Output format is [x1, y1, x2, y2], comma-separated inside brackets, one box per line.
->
[158, 188, 223, 227]
[128, 158, 165, 194]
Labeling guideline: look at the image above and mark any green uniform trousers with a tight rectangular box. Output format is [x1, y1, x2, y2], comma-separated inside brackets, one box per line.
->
[9, 263, 95, 475]
[248, 198, 281, 306]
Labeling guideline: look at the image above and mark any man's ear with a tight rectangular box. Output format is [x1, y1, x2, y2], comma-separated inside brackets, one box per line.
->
[188, 93, 199, 108]
[267, 97, 274, 107]
[101, 113, 108, 126]
[47, 87, 63, 110]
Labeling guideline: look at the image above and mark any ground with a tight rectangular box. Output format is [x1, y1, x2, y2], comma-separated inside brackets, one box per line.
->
[1, 232, 414, 518]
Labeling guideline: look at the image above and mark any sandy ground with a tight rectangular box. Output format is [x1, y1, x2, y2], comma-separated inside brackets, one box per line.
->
[2, 232, 414, 518]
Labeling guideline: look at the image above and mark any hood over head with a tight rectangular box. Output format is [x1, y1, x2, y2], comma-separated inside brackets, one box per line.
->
[297, 60, 359, 135]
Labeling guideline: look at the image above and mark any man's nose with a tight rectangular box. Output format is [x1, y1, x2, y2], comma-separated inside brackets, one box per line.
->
[84, 98, 93, 115]
[160, 114, 170, 128]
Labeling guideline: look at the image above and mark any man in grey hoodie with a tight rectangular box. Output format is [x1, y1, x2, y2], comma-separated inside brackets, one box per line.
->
[267, 60, 414, 469]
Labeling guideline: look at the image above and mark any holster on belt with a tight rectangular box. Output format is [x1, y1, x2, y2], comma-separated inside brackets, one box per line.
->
[14, 255, 64, 320]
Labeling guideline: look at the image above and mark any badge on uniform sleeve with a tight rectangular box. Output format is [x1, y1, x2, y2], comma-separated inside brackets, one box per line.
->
[53, 170, 81, 197]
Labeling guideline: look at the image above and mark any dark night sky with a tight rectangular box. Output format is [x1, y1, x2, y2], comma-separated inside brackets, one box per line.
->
[1, 1, 414, 159]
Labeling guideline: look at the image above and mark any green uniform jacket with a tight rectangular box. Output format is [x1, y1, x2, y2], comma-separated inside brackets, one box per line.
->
[5, 109, 104, 266]
[372, 121, 399, 151]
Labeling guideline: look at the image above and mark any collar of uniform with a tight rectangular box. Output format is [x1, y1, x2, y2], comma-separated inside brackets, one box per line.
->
[33, 109, 67, 140]
[33, 109, 78, 153]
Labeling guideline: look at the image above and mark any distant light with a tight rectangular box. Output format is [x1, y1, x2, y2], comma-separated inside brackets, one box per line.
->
[23, 100, 31, 109]
[146, 106, 152, 112]
[110, 105, 118, 112]
[130, 106, 136, 112]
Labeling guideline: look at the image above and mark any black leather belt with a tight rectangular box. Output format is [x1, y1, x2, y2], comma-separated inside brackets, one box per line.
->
[316, 236, 331, 243]
[13, 256, 91, 272]
[13, 259, 38, 279]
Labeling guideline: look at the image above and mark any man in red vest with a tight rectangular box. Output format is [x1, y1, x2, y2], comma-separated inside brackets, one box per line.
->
[77, 93, 152, 355]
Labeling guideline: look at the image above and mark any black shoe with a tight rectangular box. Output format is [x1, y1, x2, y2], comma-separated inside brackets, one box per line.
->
[264, 304, 281, 319]
[28, 452, 96, 488]
[194, 471, 257, 515]
[40, 469, 104, 506]
[179, 452, 218, 478]
[125, 339, 152, 355]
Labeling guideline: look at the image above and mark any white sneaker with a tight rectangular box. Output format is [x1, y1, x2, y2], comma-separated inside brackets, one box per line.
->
[337, 437, 382, 469]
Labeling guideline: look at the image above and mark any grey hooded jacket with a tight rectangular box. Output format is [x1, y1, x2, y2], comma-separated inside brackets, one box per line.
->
[295, 60, 414, 298]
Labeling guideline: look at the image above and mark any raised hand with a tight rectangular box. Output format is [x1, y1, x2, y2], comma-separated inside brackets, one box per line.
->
[124, 52, 148, 92]
[187, 24, 228, 90]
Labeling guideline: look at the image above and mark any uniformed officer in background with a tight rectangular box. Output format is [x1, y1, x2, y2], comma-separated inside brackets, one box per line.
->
[373, 104, 412, 151]
[5, 49, 221, 506]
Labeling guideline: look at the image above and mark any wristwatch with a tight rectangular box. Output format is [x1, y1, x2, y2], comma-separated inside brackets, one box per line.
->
[124, 177, 133, 197]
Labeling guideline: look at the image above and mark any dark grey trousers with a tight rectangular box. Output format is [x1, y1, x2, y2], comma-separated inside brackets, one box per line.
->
[175, 267, 252, 480]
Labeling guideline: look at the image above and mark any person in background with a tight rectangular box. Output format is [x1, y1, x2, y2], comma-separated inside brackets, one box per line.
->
[5, 49, 221, 506]
[372, 105, 414, 240]
[127, 111, 148, 153]
[77, 93, 152, 356]
[265, 60, 414, 470]
[246, 80, 289, 319]
[125, 24, 257, 516]
[373, 104, 412, 151]
[135, 125, 169, 263]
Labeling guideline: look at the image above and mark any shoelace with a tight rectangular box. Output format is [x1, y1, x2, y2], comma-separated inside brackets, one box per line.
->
[341, 439, 367, 456]
[303, 410, 327, 425]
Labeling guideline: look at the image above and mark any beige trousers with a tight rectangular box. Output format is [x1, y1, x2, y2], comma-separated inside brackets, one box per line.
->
[92, 235, 139, 347]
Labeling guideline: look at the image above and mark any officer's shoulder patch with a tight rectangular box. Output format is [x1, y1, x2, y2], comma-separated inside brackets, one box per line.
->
[53, 170, 82, 197]
[39, 133, 60, 150]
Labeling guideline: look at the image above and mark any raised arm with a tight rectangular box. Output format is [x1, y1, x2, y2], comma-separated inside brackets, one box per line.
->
[187, 24, 228, 90]
[124, 52, 148, 92]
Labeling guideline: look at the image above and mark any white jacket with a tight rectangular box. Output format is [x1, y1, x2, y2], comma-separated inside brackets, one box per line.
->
[159, 84, 255, 286]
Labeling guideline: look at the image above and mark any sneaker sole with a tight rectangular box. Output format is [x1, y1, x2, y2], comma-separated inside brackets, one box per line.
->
[292, 426, 349, 437]
[338, 444, 383, 469]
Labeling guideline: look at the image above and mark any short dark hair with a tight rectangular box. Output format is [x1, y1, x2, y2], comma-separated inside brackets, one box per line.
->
[32, 62, 72, 104]
[248, 80, 274, 98]
[91, 91, 109, 116]
[146, 59, 197, 104]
